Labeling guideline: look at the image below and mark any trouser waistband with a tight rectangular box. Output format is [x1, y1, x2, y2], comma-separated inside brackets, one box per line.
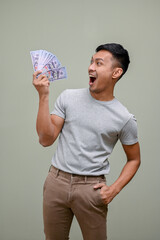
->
[50, 165, 105, 181]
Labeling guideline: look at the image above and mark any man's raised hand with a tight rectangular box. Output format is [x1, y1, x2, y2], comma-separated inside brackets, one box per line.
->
[32, 70, 50, 96]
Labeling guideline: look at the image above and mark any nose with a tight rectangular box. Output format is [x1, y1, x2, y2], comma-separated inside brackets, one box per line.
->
[88, 62, 95, 72]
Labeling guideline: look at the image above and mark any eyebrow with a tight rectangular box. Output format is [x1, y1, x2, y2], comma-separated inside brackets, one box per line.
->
[91, 57, 104, 61]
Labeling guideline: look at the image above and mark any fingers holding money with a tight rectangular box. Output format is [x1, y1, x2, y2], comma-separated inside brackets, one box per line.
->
[33, 71, 50, 95]
[33, 71, 50, 86]
[39, 76, 50, 87]
[32, 70, 42, 84]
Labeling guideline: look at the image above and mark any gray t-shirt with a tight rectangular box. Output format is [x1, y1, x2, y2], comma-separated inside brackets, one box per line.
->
[51, 88, 138, 176]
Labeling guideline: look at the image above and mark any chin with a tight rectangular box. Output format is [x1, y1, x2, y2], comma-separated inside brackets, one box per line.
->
[89, 86, 97, 93]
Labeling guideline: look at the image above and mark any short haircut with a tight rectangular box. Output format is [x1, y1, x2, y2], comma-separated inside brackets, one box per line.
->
[96, 43, 130, 80]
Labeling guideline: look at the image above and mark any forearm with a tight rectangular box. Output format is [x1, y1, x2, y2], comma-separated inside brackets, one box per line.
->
[36, 95, 54, 146]
[111, 158, 141, 194]
[94, 157, 141, 205]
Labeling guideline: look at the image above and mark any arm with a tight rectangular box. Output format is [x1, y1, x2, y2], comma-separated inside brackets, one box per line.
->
[33, 71, 64, 147]
[94, 142, 141, 204]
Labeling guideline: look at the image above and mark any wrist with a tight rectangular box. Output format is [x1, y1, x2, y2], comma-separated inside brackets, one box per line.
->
[110, 183, 121, 195]
[39, 93, 49, 101]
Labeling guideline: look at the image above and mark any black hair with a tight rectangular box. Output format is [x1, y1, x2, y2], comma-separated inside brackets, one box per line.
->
[96, 43, 130, 80]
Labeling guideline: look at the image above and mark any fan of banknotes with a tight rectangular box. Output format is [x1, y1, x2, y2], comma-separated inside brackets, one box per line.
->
[30, 50, 67, 82]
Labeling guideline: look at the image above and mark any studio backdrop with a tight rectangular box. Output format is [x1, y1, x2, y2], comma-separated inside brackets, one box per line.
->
[0, 0, 160, 239]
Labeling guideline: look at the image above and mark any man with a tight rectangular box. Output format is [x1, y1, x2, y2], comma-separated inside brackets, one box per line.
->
[33, 43, 141, 240]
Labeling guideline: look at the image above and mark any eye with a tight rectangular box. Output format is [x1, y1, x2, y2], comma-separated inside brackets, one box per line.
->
[90, 59, 93, 64]
[97, 61, 102, 66]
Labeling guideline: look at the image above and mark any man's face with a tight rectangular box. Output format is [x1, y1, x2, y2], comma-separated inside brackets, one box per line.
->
[88, 50, 117, 94]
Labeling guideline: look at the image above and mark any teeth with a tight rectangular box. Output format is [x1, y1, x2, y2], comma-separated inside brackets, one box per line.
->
[89, 75, 96, 81]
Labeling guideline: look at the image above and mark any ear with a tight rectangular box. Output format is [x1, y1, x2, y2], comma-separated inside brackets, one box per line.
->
[112, 68, 123, 80]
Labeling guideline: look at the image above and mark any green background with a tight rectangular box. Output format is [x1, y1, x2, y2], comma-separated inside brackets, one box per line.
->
[1, 0, 160, 239]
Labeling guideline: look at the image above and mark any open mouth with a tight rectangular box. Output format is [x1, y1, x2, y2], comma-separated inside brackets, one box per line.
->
[89, 75, 97, 85]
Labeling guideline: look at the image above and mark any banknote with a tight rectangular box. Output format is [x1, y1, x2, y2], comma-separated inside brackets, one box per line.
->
[30, 51, 40, 71]
[42, 67, 67, 81]
[30, 50, 67, 81]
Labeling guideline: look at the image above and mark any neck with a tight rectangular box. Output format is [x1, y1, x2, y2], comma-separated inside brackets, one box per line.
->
[89, 89, 114, 101]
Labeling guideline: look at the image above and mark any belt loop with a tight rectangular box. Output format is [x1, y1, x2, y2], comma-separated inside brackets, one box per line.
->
[85, 176, 87, 183]
[48, 165, 52, 172]
[56, 169, 60, 178]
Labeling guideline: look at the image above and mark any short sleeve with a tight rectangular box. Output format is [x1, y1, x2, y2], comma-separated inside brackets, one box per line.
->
[50, 90, 66, 119]
[119, 115, 138, 145]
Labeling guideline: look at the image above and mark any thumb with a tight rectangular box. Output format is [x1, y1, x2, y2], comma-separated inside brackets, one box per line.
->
[93, 182, 106, 189]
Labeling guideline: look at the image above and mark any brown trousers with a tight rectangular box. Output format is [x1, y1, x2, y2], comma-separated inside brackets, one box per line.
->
[43, 166, 108, 240]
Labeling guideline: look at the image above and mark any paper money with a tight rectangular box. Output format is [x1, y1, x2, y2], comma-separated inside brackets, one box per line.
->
[42, 67, 67, 81]
[30, 51, 40, 71]
[30, 50, 67, 81]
